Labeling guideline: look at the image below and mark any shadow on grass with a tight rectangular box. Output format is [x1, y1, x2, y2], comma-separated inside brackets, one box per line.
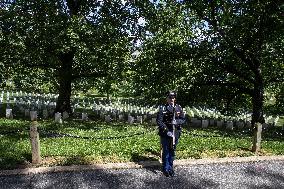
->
[0, 139, 32, 170]
[182, 124, 284, 142]
[59, 156, 92, 166]
[130, 149, 161, 173]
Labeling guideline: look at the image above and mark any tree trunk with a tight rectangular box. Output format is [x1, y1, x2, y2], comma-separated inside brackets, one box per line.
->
[251, 72, 265, 126]
[54, 51, 74, 114]
[251, 66, 265, 153]
[54, 1, 80, 115]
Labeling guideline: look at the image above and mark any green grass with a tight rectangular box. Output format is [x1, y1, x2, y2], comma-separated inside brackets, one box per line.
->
[0, 118, 284, 170]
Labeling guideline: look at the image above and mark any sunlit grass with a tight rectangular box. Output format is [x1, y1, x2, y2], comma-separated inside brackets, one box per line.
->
[0, 118, 283, 170]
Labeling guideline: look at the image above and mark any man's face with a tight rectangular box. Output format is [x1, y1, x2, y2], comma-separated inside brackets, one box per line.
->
[167, 95, 176, 104]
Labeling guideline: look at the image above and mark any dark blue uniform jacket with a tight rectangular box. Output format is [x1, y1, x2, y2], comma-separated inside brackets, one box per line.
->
[156, 103, 186, 137]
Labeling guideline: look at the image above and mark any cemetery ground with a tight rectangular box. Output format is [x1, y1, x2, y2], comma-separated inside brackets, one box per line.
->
[0, 117, 284, 170]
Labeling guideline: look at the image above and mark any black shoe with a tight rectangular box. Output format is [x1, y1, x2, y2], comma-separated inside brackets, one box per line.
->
[169, 170, 175, 177]
[163, 171, 170, 177]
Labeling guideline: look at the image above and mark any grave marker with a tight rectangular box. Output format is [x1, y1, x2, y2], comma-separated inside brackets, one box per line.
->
[137, 116, 143, 124]
[62, 111, 69, 120]
[82, 113, 88, 121]
[226, 121, 234, 130]
[30, 111, 37, 121]
[6, 109, 13, 119]
[43, 109, 48, 119]
[105, 115, 111, 123]
[216, 120, 224, 128]
[201, 120, 209, 128]
[128, 115, 134, 124]
[55, 112, 62, 124]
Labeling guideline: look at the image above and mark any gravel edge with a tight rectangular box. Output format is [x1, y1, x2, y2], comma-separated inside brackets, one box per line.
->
[1, 155, 284, 176]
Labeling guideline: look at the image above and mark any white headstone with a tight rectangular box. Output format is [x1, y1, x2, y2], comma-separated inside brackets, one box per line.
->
[6, 109, 13, 119]
[128, 115, 134, 124]
[55, 112, 62, 124]
[19, 106, 25, 113]
[25, 109, 30, 117]
[30, 111, 37, 121]
[137, 116, 143, 124]
[143, 115, 148, 121]
[105, 115, 111, 123]
[100, 113, 104, 119]
[202, 120, 209, 128]
[151, 117, 156, 125]
[82, 113, 88, 121]
[62, 111, 69, 120]
[226, 121, 234, 130]
[236, 121, 244, 129]
[209, 119, 215, 126]
[216, 120, 224, 127]
[43, 109, 48, 119]
[118, 114, 124, 122]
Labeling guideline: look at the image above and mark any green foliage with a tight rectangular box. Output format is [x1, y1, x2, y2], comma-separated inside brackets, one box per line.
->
[182, 0, 284, 116]
[0, 0, 133, 94]
[130, 1, 195, 102]
[1, 0, 283, 116]
[129, 0, 284, 116]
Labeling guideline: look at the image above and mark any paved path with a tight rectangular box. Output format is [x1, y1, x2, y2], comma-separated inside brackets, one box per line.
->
[1, 156, 284, 189]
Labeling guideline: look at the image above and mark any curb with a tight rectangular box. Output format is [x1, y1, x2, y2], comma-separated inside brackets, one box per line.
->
[1, 155, 284, 176]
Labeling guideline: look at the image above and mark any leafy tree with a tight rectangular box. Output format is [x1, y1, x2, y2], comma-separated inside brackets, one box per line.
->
[1, 0, 135, 113]
[130, 1, 194, 105]
[182, 0, 284, 125]
[132, 0, 284, 125]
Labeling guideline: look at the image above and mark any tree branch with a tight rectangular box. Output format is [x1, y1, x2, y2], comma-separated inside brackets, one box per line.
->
[266, 77, 284, 84]
[8, 61, 52, 69]
[211, 56, 255, 83]
[72, 71, 108, 80]
[195, 79, 254, 96]
[194, 2, 259, 77]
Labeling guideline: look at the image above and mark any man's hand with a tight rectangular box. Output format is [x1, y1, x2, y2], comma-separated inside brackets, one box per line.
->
[167, 131, 173, 137]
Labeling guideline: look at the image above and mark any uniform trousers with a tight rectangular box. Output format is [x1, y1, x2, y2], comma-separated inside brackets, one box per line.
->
[160, 130, 181, 172]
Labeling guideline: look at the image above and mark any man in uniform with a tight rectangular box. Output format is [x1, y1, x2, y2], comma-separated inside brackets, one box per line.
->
[156, 90, 185, 177]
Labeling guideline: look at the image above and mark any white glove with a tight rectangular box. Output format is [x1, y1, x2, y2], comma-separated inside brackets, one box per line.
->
[167, 131, 173, 137]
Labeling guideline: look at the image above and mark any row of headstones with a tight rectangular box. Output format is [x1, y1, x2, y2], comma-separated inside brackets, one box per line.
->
[1, 92, 156, 118]
[3, 101, 95, 119]
[1, 94, 93, 109]
[3, 91, 154, 111]
[5, 108, 86, 123]
[1, 91, 58, 98]
[99, 112, 157, 125]
[2, 98, 151, 118]
[3, 90, 154, 111]
[189, 118, 274, 130]
[93, 105, 157, 118]
[6, 108, 278, 131]
[2, 92, 139, 109]
[5, 108, 56, 120]
[5, 107, 158, 125]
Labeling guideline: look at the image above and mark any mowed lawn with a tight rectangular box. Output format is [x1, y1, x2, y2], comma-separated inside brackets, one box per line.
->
[0, 118, 284, 170]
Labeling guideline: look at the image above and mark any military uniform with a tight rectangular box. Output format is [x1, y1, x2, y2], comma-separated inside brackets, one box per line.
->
[156, 99, 185, 177]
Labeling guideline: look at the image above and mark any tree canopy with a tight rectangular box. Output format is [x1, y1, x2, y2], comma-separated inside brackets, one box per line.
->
[1, 0, 283, 120]
[130, 0, 284, 123]
[1, 0, 138, 113]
